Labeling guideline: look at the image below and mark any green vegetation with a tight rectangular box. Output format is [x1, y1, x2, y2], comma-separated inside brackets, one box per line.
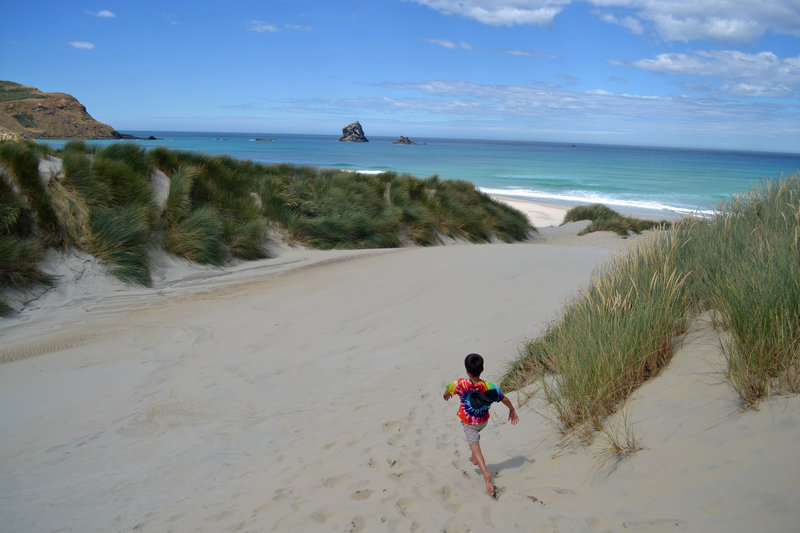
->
[254, 167, 529, 249]
[684, 179, 800, 406]
[563, 203, 670, 236]
[12, 113, 36, 129]
[503, 174, 800, 434]
[0, 140, 531, 315]
[0, 141, 52, 313]
[0, 81, 45, 103]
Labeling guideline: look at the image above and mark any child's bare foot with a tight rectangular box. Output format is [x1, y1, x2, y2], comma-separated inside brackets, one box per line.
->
[483, 473, 494, 496]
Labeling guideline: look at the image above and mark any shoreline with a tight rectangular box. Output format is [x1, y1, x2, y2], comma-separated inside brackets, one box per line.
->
[490, 193, 700, 228]
[490, 195, 570, 227]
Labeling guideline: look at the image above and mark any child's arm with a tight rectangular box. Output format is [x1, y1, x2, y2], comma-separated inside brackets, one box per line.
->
[443, 380, 457, 401]
[501, 396, 519, 425]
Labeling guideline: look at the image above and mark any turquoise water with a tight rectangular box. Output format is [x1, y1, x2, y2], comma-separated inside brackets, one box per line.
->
[39, 132, 800, 218]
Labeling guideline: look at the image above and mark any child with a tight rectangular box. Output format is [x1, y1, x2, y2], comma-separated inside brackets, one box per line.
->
[444, 353, 519, 497]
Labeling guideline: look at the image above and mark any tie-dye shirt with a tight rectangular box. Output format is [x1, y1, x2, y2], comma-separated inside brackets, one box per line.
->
[445, 378, 505, 426]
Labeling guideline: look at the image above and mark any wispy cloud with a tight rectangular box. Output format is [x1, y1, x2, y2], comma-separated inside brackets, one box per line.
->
[613, 50, 800, 98]
[595, 11, 643, 35]
[68, 41, 95, 50]
[423, 38, 472, 49]
[412, 0, 800, 44]
[248, 20, 280, 33]
[503, 48, 561, 60]
[378, 78, 797, 136]
[413, 0, 565, 27]
[285, 24, 313, 32]
[248, 21, 313, 33]
[557, 73, 580, 86]
[87, 9, 115, 18]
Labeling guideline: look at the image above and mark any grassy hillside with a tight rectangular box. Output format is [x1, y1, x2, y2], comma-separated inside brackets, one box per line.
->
[0, 81, 47, 103]
[0, 81, 120, 139]
[0, 140, 531, 314]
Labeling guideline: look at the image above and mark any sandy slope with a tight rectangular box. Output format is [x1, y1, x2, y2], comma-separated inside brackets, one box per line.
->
[1, 233, 798, 532]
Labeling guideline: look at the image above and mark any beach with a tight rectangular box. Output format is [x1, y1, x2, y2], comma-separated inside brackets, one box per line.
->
[1, 198, 799, 532]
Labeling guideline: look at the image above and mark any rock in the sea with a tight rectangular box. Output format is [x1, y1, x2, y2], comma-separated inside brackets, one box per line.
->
[392, 136, 420, 145]
[339, 121, 369, 142]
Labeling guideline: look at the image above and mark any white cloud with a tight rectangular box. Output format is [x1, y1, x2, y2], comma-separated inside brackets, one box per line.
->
[285, 24, 313, 32]
[423, 38, 472, 49]
[87, 10, 115, 18]
[412, 0, 800, 44]
[412, 0, 568, 27]
[595, 11, 643, 35]
[248, 20, 279, 33]
[504, 48, 562, 60]
[616, 50, 800, 98]
[68, 41, 95, 50]
[505, 49, 542, 58]
[248, 21, 312, 33]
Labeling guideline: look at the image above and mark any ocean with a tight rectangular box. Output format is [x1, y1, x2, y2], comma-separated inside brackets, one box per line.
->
[38, 131, 800, 219]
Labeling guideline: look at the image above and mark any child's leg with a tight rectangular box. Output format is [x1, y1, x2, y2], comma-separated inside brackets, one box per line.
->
[469, 443, 494, 496]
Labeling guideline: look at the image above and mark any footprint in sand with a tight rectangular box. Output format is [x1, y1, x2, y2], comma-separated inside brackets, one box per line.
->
[348, 516, 366, 532]
[527, 494, 546, 506]
[272, 487, 293, 501]
[352, 489, 373, 501]
[383, 421, 402, 433]
[322, 475, 346, 488]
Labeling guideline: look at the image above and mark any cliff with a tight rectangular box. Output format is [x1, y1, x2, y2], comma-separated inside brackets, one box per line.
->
[0, 81, 126, 140]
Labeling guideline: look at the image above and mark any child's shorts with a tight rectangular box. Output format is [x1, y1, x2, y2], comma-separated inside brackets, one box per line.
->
[461, 421, 488, 446]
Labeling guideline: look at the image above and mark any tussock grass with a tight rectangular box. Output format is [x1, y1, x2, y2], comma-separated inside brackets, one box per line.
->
[164, 206, 224, 265]
[684, 177, 800, 405]
[0, 142, 53, 312]
[255, 169, 530, 248]
[1, 141, 530, 311]
[504, 174, 800, 433]
[0, 235, 52, 313]
[0, 140, 60, 239]
[87, 205, 152, 285]
[60, 143, 156, 284]
[504, 230, 691, 429]
[48, 179, 91, 248]
[564, 203, 670, 237]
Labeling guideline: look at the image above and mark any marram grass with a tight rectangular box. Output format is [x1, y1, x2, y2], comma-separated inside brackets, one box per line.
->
[688, 177, 800, 405]
[564, 203, 670, 237]
[503, 173, 800, 431]
[0, 141, 530, 313]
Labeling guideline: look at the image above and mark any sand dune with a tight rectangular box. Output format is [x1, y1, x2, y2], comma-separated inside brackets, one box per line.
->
[1, 233, 798, 532]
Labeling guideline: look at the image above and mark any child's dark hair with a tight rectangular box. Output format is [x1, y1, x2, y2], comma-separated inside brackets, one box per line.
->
[465, 353, 484, 377]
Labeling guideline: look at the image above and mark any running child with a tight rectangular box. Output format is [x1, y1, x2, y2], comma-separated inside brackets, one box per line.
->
[443, 353, 519, 497]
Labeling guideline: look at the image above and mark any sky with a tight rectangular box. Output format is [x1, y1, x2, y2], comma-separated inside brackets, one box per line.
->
[2, 0, 800, 152]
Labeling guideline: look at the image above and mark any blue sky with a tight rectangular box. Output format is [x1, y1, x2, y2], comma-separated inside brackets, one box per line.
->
[2, 1, 800, 151]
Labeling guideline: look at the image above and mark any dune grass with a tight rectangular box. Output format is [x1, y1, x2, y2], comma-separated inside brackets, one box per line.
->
[0, 142, 54, 311]
[0, 140, 60, 240]
[255, 169, 530, 249]
[0, 140, 531, 314]
[503, 174, 800, 432]
[564, 203, 670, 237]
[684, 178, 800, 405]
[503, 229, 691, 430]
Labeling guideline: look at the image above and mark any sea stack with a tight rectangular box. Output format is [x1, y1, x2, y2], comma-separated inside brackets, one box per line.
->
[339, 121, 369, 142]
[393, 136, 420, 145]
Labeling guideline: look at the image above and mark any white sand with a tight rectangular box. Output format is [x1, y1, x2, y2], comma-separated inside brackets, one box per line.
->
[491, 194, 569, 228]
[1, 233, 798, 532]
